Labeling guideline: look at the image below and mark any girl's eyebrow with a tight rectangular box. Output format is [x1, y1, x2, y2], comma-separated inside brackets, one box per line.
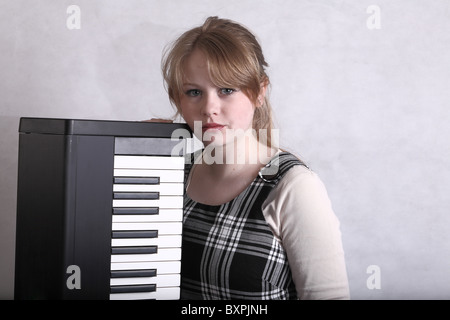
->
[182, 82, 200, 87]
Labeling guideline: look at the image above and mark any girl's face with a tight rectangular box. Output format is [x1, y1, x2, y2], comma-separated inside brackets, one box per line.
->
[179, 49, 257, 147]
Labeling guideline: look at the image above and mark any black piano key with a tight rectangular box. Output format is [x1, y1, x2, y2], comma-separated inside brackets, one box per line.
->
[113, 192, 159, 200]
[110, 269, 157, 278]
[110, 284, 156, 294]
[113, 207, 159, 215]
[111, 246, 158, 255]
[114, 177, 160, 184]
[112, 230, 158, 238]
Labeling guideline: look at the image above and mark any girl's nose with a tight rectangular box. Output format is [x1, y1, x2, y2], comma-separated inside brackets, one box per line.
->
[201, 92, 220, 117]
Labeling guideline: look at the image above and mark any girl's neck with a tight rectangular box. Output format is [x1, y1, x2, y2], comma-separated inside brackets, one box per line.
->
[199, 135, 277, 179]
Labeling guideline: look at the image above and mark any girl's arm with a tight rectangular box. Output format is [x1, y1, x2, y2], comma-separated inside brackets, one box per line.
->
[264, 166, 350, 299]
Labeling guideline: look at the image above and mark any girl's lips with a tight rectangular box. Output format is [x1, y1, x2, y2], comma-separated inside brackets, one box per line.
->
[202, 123, 225, 132]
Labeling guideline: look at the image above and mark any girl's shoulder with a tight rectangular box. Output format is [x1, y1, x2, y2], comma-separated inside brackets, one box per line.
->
[258, 150, 309, 183]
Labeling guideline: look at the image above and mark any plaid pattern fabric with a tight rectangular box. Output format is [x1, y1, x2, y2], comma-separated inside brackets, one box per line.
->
[181, 152, 306, 300]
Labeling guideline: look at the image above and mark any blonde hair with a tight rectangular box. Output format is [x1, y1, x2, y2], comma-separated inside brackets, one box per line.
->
[161, 16, 274, 146]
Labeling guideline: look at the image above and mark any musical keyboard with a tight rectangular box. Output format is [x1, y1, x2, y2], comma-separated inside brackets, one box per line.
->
[14, 118, 192, 300]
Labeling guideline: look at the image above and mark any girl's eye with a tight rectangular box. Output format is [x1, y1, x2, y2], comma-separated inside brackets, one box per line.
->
[220, 88, 236, 95]
[186, 89, 201, 97]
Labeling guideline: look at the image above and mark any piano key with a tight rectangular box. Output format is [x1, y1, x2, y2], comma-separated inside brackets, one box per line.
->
[112, 230, 158, 239]
[113, 183, 184, 196]
[112, 196, 183, 208]
[112, 222, 182, 235]
[113, 169, 184, 183]
[114, 177, 160, 184]
[110, 284, 156, 294]
[114, 155, 184, 170]
[113, 192, 159, 200]
[114, 137, 184, 156]
[110, 274, 180, 287]
[112, 208, 182, 222]
[109, 287, 180, 300]
[113, 207, 159, 215]
[111, 235, 182, 248]
[113, 196, 183, 209]
[111, 246, 158, 255]
[110, 248, 181, 262]
[111, 269, 157, 278]
[111, 261, 181, 274]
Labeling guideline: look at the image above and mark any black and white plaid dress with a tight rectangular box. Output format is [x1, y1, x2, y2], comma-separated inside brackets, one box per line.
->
[181, 152, 306, 299]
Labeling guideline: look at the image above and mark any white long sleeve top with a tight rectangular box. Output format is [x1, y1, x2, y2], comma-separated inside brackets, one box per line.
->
[262, 163, 350, 300]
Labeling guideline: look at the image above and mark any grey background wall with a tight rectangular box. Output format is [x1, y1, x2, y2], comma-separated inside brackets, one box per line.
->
[1, 0, 449, 299]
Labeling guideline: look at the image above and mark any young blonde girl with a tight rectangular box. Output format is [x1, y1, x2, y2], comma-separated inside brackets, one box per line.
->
[161, 16, 350, 300]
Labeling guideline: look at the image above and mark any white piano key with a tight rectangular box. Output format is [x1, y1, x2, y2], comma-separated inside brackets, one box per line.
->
[110, 287, 180, 300]
[112, 222, 182, 235]
[110, 274, 180, 287]
[111, 235, 182, 248]
[113, 183, 184, 196]
[112, 196, 183, 209]
[111, 248, 181, 263]
[114, 155, 185, 170]
[112, 208, 183, 223]
[111, 261, 181, 273]
[113, 169, 184, 183]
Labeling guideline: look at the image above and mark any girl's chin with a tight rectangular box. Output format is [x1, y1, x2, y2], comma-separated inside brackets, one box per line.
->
[201, 132, 224, 146]
[202, 138, 222, 147]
